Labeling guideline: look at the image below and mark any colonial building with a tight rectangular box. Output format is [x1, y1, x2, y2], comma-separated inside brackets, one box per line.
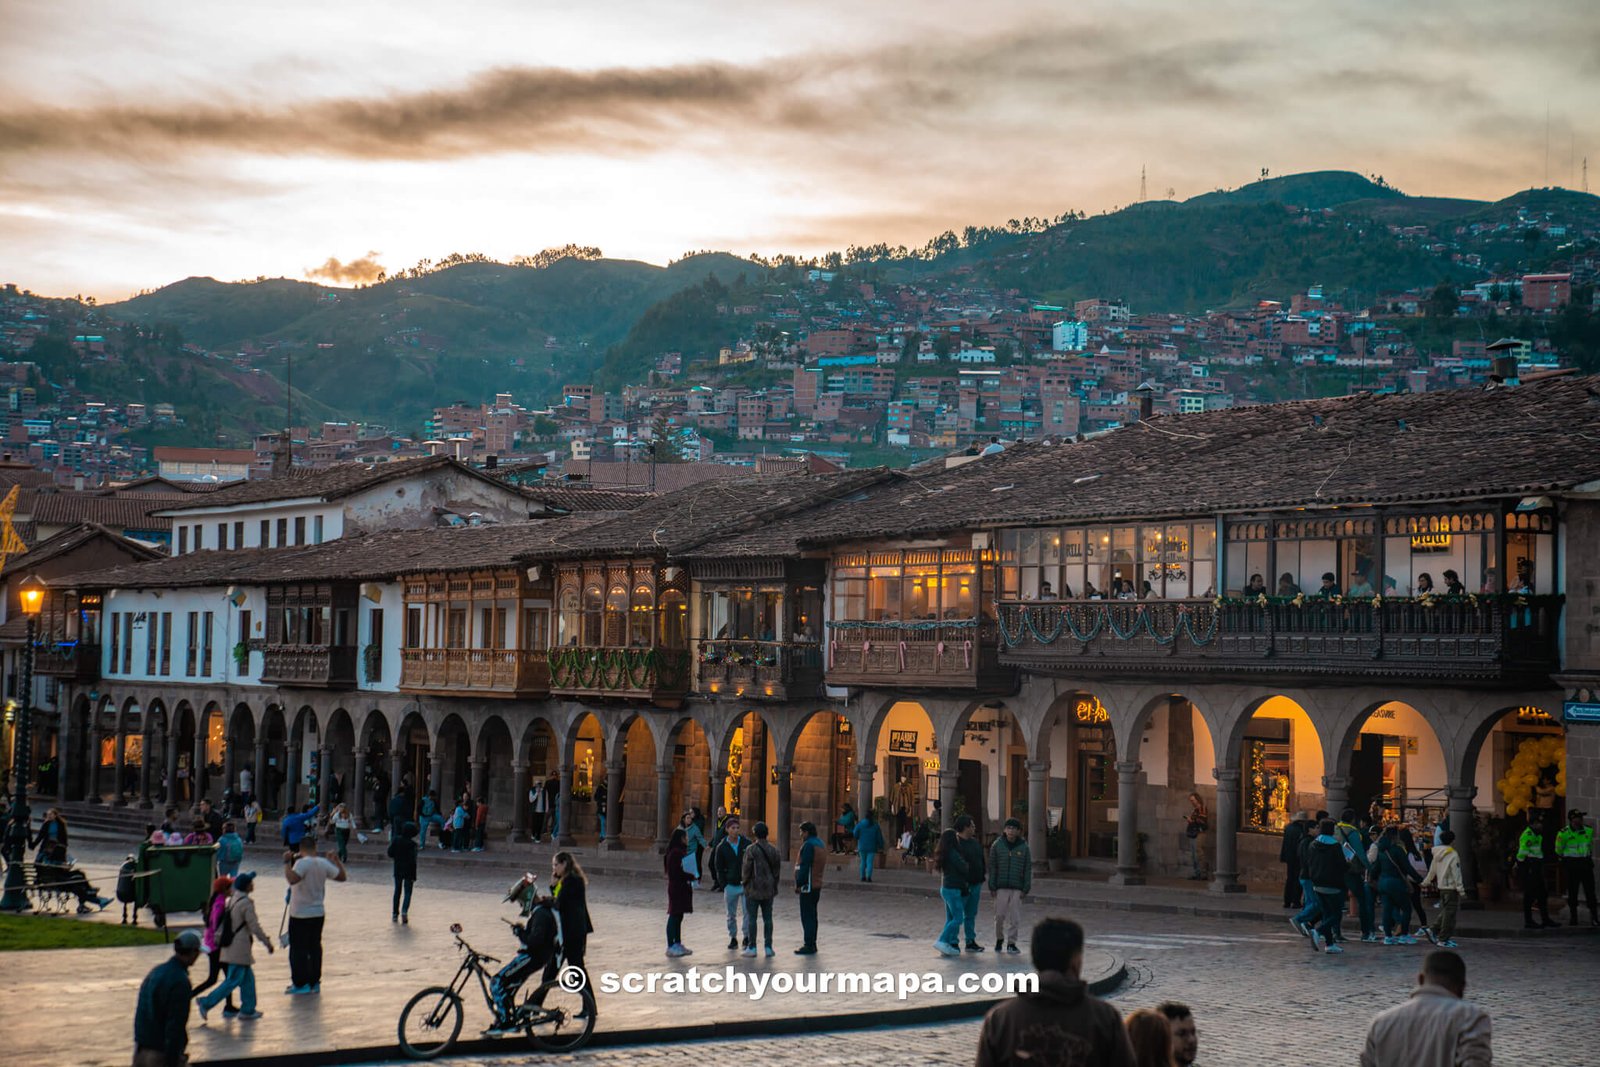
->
[30, 374, 1600, 900]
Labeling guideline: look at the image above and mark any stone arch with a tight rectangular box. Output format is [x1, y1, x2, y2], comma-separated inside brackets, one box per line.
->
[717, 709, 775, 825]
[937, 698, 1031, 839]
[323, 707, 356, 810]
[259, 703, 288, 810]
[663, 714, 713, 828]
[197, 700, 226, 804]
[395, 707, 431, 807]
[860, 699, 940, 831]
[519, 714, 561, 776]
[617, 715, 658, 844]
[1326, 694, 1454, 822]
[433, 712, 472, 807]
[476, 713, 516, 835]
[564, 711, 607, 843]
[170, 699, 198, 805]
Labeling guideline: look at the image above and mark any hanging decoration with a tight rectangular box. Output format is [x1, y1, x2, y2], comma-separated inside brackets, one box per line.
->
[1498, 734, 1565, 816]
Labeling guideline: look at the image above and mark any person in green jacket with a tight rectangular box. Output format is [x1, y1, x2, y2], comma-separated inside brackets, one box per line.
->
[1555, 810, 1598, 926]
[988, 818, 1033, 954]
[1516, 813, 1557, 929]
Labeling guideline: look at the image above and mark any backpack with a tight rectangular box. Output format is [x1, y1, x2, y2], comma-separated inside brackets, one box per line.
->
[217, 898, 238, 948]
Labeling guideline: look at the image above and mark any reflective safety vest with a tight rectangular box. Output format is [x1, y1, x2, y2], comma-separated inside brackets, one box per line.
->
[1516, 827, 1545, 862]
[1556, 825, 1594, 859]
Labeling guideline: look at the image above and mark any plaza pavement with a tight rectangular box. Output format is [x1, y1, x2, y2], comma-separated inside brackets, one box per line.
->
[0, 841, 1118, 1067]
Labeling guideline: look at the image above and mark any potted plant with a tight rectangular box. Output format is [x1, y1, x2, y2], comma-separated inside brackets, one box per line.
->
[232, 641, 250, 671]
[1046, 824, 1071, 871]
[362, 644, 382, 683]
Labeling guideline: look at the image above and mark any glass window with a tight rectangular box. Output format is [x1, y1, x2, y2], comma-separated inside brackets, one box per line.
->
[521, 607, 548, 649]
[831, 566, 865, 621]
[867, 563, 901, 620]
[628, 583, 654, 647]
[582, 584, 603, 646]
[405, 606, 423, 648]
[445, 608, 467, 649]
[659, 590, 687, 648]
[604, 584, 628, 646]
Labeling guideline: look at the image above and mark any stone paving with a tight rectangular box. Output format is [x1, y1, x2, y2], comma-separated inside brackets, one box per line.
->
[0, 842, 1108, 1067]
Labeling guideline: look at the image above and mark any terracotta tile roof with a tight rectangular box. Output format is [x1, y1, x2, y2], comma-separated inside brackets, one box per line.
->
[515, 487, 654, 512]
[787, 374, 1600, 544]
[1, 522, 164, 579]
[152, 455, 512, 512]
[29, 491, 181, 530]
[560, 461, 749, 494]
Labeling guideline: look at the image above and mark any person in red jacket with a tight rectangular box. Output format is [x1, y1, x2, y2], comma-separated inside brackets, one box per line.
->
[472, 797, 489, 852]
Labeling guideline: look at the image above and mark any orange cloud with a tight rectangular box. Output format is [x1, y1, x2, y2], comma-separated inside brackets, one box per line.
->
[305, 252, 386, 284]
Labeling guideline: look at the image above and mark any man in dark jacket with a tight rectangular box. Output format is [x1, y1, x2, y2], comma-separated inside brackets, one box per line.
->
[1306, 818, 1351, 953]
[1281, 810, 1309, 908]
[133, 929, 201, 1066]
[955, 815, 987, 952]
[976, 917, 1135, 1067]
[988, 818, 1033, 954]
[712, 816, 752, 950]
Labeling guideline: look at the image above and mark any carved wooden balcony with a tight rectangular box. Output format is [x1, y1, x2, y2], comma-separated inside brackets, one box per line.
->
[996, 595, 1563, 684]
[547, 645, 691, 706]
[695, 640, 824, 702]
[259, 645, 358, 689]
[399, 647, 550, 698]
[34, 640, 101, 683]
[824, 618, 1016, 692]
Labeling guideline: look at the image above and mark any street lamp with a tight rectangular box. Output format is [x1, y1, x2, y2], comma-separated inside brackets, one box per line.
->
[1, 574, 43, 911]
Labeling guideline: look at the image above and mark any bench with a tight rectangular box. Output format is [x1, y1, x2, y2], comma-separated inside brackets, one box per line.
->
[2, 859, 106, 915]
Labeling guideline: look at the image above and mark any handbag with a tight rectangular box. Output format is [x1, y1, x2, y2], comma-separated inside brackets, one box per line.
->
[1185, 822, 1202, 839]
[276, 895, 291, 949]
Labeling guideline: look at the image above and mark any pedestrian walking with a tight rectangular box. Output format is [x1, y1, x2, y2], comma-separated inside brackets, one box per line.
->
[1281, 809, 1309, 908]
[281, 804, 319, 850]
[975, 918, 1135, 1067]
[595, 778, 608, 842]
[955, 814, 987, 952]
[711, 815, 751, 950]
[132, 930, 202, 1067]
[1375, 826, 1421, 944]
[473, 796, 489, 852]
[793, 820, 826, 955]
[664, 826, 695, 957]
[1183, 793, 1209, 880]
[1336, 808, 1378, 941]
[1157, 1002, 1199, 1067]
[1359, 950, 1491, 1067]
[242, 798, 261, 844]
[1419, 828, 1463, 947]
[216, 821, 245, 880]
[1289, 810, 1328, 936]
[988, 817, 1032, 954]
[197, 871, 274, 1022]
[833, 803, 857, 854]
[683, 811, 707, 886]
[388, 784, 412, 842]
[330, 803, 354, 863]
[1306, 818, 1350, 953]
[1516, 813, 1558, 929]
[529, 776, 551, 842]
[388, 820, 418, 923]
[933, 827, 968, 957]
[1555, 809, 1598, 926]
[283, 835, 347, 994]
[1125, 1008, 1177, 1067]
[192, 876, 239, 1016]
[740, 821, 781, 958]
[544, 851, 593, 996]
[854, 808, 884, 882]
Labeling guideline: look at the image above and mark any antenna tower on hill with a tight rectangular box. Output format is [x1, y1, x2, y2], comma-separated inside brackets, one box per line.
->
[1139, 165, 1147, 203]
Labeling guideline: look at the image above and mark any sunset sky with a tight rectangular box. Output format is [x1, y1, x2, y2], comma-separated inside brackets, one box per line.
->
[3, 0, 1596, 301]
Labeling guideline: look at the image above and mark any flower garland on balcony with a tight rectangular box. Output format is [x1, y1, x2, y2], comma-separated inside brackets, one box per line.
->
[997, 603, 1218, 648]
[548, 646, 690, 691]
[1207, 592, 1558, 609]
[824, 619, 979, 631]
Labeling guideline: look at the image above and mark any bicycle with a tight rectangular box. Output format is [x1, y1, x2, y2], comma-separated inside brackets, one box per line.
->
[397, 921, 596, 1059]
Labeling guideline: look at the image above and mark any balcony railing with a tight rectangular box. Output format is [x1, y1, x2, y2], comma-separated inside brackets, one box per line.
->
[995, 595, 1563, 682]
[547, 645, 691, 704]
[696, 640, 824, 701]
[34, 640, 101, 682]
[399, 647, 550, 697]
[259, 645, 358, 688]
[824, 618, 1015, 691]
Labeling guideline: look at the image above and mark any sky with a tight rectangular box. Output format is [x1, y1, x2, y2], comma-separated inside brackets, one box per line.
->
[3, 0, 1596, 301]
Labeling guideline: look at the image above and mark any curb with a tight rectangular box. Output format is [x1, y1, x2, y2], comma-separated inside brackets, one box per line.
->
[189, 957, 1128, 1066]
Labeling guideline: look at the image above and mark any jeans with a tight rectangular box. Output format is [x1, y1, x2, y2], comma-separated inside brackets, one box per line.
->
[667, 913, 683, 948]
[938, 887, 965, 947]
[1313, 888, 1345, 943]
[192, 949, 233, 1006]
[962, 885, 982, 944]
[200, 963, 256, 1014]
[244, 822, 256, 844]
[1292, 878, 1321, 928]
[798, 889, 820, 948]
[993, 888, 1023, 945]
[744, 895, 774, 948]
[288, 914, 325, 988]
[859, 849, 876, 880]
[724, 885, 746, 943]
[1378, 876, 1411, 936]
[335, 827, 350, 863]
[1344, 872, 1375, 937]
[1436, 888, 1460, 941]
[393, 876, 414, 917]
[218, 861, 240, 880]
[1185, 831, 1207, 877]
[1283, 855, 1302, 907]
[491, 952, 538, 1018]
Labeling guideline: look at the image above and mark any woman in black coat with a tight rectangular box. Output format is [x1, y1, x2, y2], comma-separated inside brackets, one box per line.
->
[550, 851, 593, 971]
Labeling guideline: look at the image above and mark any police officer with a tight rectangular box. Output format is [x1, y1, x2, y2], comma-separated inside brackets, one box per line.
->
[1555, 809, 1598, 926]
[1517, 813, 1558, 929]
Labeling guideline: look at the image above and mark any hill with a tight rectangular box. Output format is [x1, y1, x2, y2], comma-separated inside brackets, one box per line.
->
[1182, 170, 1404, 211]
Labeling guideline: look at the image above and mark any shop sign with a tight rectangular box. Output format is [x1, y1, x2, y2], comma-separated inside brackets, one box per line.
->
[1564, 702, 1600, 724]
[1410, 533, 1451, 552]
[888, 729, 917, 754]
[1074, 696, 1109, 724]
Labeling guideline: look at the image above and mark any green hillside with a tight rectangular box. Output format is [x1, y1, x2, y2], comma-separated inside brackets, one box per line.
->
[1183, 170, 1404, 210]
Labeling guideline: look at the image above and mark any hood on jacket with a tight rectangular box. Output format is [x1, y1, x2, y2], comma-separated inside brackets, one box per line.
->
[1022, 970, 1088, 1008]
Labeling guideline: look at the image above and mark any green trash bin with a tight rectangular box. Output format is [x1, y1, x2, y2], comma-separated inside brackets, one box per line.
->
[137, 843, 216, 926]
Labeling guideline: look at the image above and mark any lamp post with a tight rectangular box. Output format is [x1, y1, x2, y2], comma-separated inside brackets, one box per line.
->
[1, 575, 44, 911]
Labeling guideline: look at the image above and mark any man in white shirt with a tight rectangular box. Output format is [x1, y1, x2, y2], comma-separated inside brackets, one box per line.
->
[239, 766, 254, 801]
[283, 835, 347, 995]
[1361, 950, 1491, 1067]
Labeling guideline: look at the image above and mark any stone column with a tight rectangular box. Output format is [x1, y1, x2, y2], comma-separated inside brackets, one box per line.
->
[939, 770, 959, 831]
[602, 758, 626, 850]
[389, 750, 407, 817]
[284, 744, 301, 811]
[222, 738, 236, 808]
[86, 726, 102, 804]
[556, 763, 576, 847]
[138, 729, 155, 808]
[469, 757, 486, 802]
[856, 764, 878, 854]
[1110, 761, 1145, 885]
[709, 771, 726, 820]
[1448, 785, 1479, 904]
[773, 763, 793, 859]
[165, 729, 180, 807]
[318, 744, 333, 808]
[428, 753, 445, 803]
[1322, 775, 1350, 821]
[1027, 760, 1051, 873]
[1209, 766, 1246, 893]
[193, 731, 208, 805]
[56, 712, 71, 800]
[510, 760, 530, 842]
[654, 762, 674, 853]
[350, 755, 366, 829]
[252, 742, 267, 803]
[112, 727, 127, 806]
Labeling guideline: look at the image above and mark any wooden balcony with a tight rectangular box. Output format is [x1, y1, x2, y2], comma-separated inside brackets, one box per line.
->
[259, 645, 358, 689]
[547, 645, 691, 705]
[34, 640, 101, 683]
[996, 596, 1564, 684]
[695, 640, 824, 702]
[399, 648, 550, 698]
[824, 619, 1016, 692]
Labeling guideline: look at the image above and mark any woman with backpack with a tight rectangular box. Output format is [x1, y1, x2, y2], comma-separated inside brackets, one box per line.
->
[1374, 825, 1421, 944]
[192, 876, 239, 1015]
[198, 871, 274, 1021]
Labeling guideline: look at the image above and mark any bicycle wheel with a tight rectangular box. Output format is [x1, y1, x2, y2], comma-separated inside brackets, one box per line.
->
[523, 981, 596, 1052]
[397, 986, 463, 1060]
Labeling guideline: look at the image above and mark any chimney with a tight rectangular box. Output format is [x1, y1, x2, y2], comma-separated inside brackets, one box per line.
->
[485, 454, 498, 471]
[1134, 382, 1155, 422]
[1491, 356, 1520, 386]
[72, 474, 84, 491]
[270, 432, 292, 477]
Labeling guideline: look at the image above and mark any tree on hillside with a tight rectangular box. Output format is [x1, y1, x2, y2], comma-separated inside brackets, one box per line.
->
[648, 414, 688, 462]
[1425, 282, 1458, 321]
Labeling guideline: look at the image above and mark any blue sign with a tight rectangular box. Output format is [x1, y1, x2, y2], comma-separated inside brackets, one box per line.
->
[1564, 702, 1600, 724]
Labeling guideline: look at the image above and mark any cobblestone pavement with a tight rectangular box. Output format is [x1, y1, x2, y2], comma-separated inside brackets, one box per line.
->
[6, 842, 1589, 1066]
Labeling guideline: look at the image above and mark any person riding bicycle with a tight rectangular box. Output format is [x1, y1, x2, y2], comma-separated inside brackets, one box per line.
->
[487, 876, 560, 1034]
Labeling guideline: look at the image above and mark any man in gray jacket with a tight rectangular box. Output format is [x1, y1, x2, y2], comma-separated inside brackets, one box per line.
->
[1360, 950, 1491, 1067]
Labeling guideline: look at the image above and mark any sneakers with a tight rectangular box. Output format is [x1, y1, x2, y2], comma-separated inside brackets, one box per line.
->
[964, 941, 985, 953]
[483, 1019, 521, 1036]
[740, 946, 757, 957]
[1310, 929, 1324, 952]
[222, 1008, 240, 1019]
[1437, 939, 1459, 948]
[1361, 934, 1381, 943]
[1324, 943, 1345, 954]
[238, 1011, 263, 1021]
[1395, 935, 1418, 945]
[284, 984, 313, 995]
[1289, 916, 1309, 937]
[728, 937, 738, 950]
[1420, 927, 1438, 945]
[764, 946, 774, 957]
[197, 1001, 212, 1022]
[402, 914, 408, 924]
[1006, 942, 1020, 955]
[392, 914, 399, 923]
[794, 946, 817, 955]
[1382, 936, 1398, 945]
[935, 940, 960, 957]
[666, 944, 690, 958]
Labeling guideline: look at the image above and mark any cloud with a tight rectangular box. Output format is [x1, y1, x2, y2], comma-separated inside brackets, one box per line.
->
[305, 252, 386, 284]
